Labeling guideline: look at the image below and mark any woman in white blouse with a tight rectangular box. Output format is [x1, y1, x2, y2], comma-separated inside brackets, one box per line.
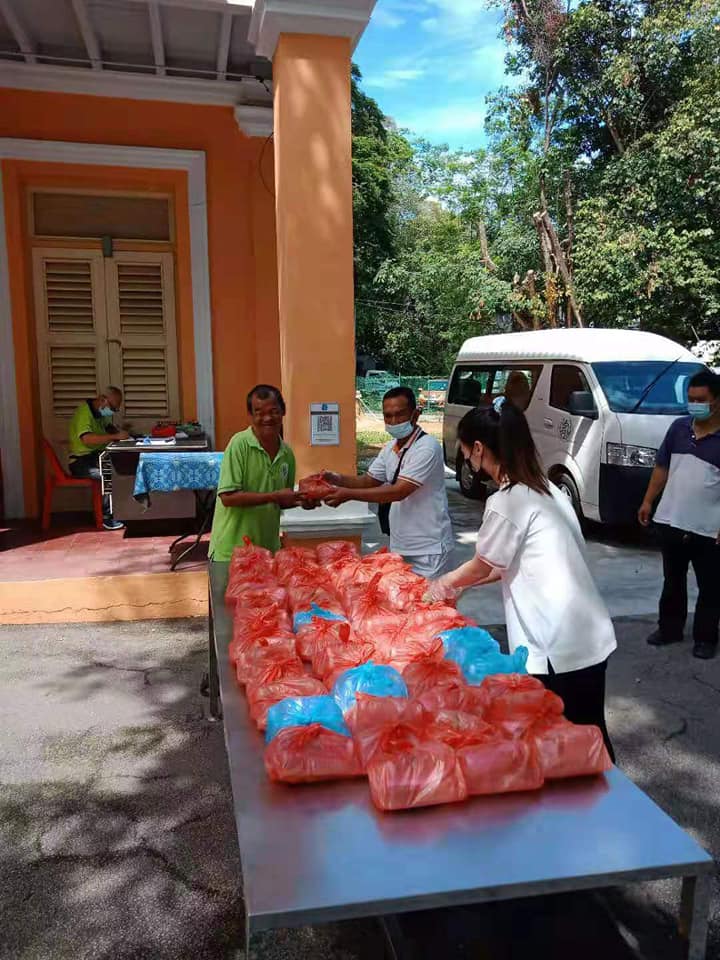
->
[429, 398, 616, 759]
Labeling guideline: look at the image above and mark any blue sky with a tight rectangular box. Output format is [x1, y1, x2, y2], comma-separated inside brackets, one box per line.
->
[354, 0, 512, 150]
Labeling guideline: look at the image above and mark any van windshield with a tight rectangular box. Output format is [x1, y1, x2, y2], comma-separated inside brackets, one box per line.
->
[592, 361, 705, 415]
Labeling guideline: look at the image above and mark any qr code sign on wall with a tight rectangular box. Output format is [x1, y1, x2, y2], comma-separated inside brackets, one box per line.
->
[317, 415, 334, 433]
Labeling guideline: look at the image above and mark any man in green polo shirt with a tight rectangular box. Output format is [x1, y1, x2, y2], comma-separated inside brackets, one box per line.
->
[209, 384, 299, 559]
[68, 386, 129, 531]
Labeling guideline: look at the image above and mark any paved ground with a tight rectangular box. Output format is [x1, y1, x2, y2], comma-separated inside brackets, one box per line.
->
[1, 483, 717, 959]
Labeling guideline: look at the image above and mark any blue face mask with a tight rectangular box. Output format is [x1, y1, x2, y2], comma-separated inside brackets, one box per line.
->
[386, 420, 415, 440]
[688, 401, 713, 421]
[98, 406, 114, 418]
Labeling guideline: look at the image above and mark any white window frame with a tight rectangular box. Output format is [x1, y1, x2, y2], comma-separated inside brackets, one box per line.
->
[0, 138, 214, 518]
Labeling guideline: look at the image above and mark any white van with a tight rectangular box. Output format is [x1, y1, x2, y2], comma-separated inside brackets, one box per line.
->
[443, 329, 708, 524]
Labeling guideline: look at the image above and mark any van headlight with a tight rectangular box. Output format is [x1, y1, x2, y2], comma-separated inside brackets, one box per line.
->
[607, 443, 657, 467]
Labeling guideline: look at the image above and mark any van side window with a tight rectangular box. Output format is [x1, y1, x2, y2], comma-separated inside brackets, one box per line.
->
[448, 367, 493, 406]
[550, 365, 590, 412]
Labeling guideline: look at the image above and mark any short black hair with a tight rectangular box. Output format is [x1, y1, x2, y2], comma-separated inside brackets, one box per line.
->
[383, 386, 417, 410]
[688, 370, 720, 398]
[247, 384, 286, 414]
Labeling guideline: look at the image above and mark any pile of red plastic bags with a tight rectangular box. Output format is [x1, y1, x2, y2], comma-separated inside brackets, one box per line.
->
[226, 538, 612, 812]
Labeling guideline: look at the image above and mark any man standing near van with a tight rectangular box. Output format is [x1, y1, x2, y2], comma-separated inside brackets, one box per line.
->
[639, 371, 720, 659]
[323, 387, 454, 578]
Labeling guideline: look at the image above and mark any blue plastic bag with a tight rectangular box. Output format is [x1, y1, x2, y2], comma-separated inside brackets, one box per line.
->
[462, 646, 529, 685]
[440, 626, 499, 663]
[265, 695, 350, 743]
[332, 662, 408, 714]
[292, 603, 347, 633]
[441, 626, 528, 685]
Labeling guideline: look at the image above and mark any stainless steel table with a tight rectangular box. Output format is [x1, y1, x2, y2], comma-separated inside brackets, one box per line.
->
[208, 562, 713, 958]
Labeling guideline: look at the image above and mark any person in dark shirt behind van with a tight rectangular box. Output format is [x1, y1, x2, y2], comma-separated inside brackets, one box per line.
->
[639, 371, 720, 660]
[505, 371, 531, 411]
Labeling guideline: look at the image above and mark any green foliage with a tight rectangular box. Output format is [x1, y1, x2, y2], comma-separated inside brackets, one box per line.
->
[350, 0, 720, 373]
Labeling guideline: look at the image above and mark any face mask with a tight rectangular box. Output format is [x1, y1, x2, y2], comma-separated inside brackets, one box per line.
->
[99, 406, 114, 417]
[688, 401, 715, 421]
[386, 420, 415, 440]
[465, 445, 490, 482]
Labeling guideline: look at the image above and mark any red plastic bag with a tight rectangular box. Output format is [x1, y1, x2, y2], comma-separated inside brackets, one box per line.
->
[225, 580, 288, 610]
[248, 675, 327, 730]
[483, 674, 564, 735]
[402, 659, 464, 697]
[423, 710, 497, 749]
[457, 735, 544, 796]
[274, 547, 320, 584]
[235, 636, 299, 685]
[316, 540, 359, 565]
[378, 568, 428, 611]
[416, 679, 489, 717]
[287, 584, 343, 616]
[296, 618, 352, 661]
[374, 634, 445, 673]
[264, 724, 363, 783]
[299, 473, 336, 501]
[345, 694, 411, 766]
[530, 718, 612, 779]
[314, 640, 375, 686]
[229, 537, 274, 581]
[229, 608, 292, 664]
[245, 653, 305, 691]
[367, 724, 467, 811]
[403, 604, 471, 642]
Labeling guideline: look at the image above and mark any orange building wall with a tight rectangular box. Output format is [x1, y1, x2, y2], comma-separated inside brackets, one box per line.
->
[0, 88, 280, 516]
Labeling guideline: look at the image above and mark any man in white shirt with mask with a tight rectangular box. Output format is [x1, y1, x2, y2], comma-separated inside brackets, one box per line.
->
[323, 387, 454, 578]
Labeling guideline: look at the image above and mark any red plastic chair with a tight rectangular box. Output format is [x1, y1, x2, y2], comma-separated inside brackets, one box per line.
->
[41, 439, 103, 531]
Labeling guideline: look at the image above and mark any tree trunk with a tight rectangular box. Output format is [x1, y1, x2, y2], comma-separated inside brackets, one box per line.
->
[478, 221, 497, 271]
[533, 212, 558, 327]
[537, 210, 584, 327]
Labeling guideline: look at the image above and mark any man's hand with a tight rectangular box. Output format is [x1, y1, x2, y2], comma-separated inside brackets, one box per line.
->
[299, 495, 320, 511]
[638, 500, 653, 527]
[274, 489, 300, 509]
[324, 486, 349, 508]
[322, 470, 342, 486]
[114, 430, 130, 441]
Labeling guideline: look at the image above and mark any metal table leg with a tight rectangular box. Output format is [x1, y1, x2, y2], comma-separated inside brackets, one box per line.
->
[207, 573, 221, 722]
[170, 490, 215, 570]
[680, 873, 711, 960]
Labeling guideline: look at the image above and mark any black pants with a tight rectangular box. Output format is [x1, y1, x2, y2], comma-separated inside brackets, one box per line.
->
[658, 525, 720, 647]
[532, 658, 615, 763]
[69, 453, 111, 519]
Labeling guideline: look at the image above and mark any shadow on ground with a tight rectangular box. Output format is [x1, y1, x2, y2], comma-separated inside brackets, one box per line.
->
[0, 614, 718, 959]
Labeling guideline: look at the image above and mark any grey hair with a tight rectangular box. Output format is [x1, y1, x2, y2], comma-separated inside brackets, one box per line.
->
[105, 385, 123, 398]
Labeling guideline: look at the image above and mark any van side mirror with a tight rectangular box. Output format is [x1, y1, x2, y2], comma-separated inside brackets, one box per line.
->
[568, 391, 598, 420]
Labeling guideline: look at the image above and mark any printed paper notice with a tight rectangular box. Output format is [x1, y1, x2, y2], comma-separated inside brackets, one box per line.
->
[310, 403, 340, 446]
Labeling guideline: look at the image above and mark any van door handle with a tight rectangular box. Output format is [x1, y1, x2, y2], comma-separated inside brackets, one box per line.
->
[544, 418, 553, 429]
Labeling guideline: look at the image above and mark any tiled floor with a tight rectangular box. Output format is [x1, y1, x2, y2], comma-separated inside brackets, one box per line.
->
[0, 519, 209, 582]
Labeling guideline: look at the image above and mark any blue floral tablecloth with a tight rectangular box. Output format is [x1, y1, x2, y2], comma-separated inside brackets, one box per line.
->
[133, 452, 224, 498]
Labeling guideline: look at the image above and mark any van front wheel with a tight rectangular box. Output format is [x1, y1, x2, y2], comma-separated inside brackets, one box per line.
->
[458, 455, 487, 500]
[555, 471, 583, 523]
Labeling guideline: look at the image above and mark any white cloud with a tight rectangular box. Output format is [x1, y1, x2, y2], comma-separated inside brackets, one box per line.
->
[365, 66, 428, 89]
[371, 8, 406, 29]
[402, 102, 487, 140]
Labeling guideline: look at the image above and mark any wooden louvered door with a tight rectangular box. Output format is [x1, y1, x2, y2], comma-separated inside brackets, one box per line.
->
[104, 252, 179, 436]
[33, 249, 111, 460]
[33, 247, 179, 461]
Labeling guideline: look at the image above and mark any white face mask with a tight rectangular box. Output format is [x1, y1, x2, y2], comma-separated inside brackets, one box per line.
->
[98, 405, 114, 417]
[386, 420, 415, 440]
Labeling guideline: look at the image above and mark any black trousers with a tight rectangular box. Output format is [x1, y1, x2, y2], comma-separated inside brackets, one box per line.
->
[658, 525, 720, 647]
[532, 658, 615, 763]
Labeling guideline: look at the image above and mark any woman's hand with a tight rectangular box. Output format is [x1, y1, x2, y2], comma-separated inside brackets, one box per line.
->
[424, 576, 459, 604]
